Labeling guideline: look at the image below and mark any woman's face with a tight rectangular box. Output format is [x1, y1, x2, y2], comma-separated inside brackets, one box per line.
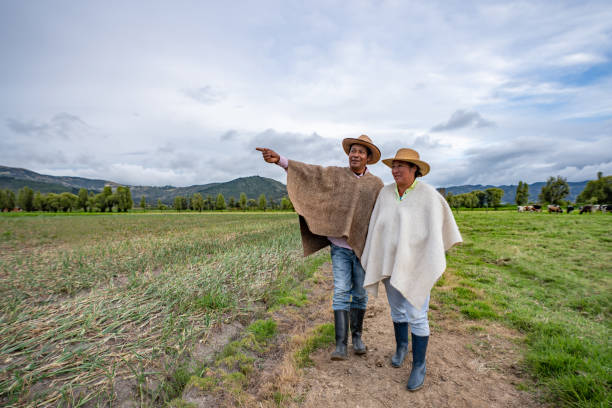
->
[391, 160, 417, 186]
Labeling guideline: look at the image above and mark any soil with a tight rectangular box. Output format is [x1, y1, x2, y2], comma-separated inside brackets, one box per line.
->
[183, 262, 547, 408]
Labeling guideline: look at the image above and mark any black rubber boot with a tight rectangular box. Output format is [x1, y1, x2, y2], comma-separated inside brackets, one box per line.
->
[350, 308, 367, 355]
[330, 310, 349, 360]
[391, 322, 409, 367]
[406, 333, 429, 391]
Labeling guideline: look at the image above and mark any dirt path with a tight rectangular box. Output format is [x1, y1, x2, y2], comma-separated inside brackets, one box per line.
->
[183, 262, 546, 407]
[295, 266, 545, 407]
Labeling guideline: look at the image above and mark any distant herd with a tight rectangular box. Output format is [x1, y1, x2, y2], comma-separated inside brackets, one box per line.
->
[517, 204, 611, 214]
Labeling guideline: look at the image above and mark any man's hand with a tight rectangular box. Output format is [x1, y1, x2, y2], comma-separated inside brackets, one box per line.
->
[256, 147, 280, 164]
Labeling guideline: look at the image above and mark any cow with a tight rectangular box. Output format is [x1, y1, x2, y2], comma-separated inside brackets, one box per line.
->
[566, 206, 574, 214]
[602, 205, 611, 213]
[579, 205, 593, 214]
[547, 205, 562, 213]
[532, 205, 542, 213]
[518, 206, 526, 212]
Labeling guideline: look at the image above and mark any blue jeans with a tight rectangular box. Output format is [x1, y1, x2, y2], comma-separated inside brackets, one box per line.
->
[383, 278, 430, 336]
[331, 244, 368, 311]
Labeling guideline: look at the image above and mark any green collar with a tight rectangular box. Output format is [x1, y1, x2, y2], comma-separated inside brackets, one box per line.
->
[395, 180, 418, 201]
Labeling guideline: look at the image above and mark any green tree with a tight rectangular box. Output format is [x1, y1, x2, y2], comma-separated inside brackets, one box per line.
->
[102, 186, 112, 198]
[247, 198, 257, 209]
[46, 193, 59, 212]
[280, 196, 294, 211]
[140, 195, 146, 211]
[539, 176, 570, 205]
[215, 193, 226, 210]
[115, 186, 133, 212]
[93, 193, 106, 212]
[258, 194, 267, 211]
[472, 190, 486, 208]
[4, 190, 16, 210]
[460, 192, 477, 210]
[485, 188, 504, 210]
[239, 192, 247, 210]
[229, 196, 236, 208]
[0, 190, 9, 211]
[447, 193, 463, 212]
[78, 188, 89, 211]
[33, 191, 45, 211]
[174, 196, 187, 211]
[577, 172, 612, 204]
[59, 192, 77, 212]
[87, 193, 96, 212]
[108, 193, 120, 212]
[515, 181, 529, 206]
[17, 187, 34, 211]
[205, 195, 213, 210]
[191, 193, 204, 212]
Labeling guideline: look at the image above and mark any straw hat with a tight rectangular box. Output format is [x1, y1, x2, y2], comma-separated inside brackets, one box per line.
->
[341, 134, 381, 164]
[382, 148, 430, 176]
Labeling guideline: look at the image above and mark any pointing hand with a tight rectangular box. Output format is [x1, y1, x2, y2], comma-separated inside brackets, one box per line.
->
[256, 147, 280, 164]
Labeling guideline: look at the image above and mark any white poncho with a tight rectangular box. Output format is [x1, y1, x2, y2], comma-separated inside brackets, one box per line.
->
[361, 182, 462, 310]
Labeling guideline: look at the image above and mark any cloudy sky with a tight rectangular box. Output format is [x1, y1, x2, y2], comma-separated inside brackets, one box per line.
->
[1, 1, 611, 188]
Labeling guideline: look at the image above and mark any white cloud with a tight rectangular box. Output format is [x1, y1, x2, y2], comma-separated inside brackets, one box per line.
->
[1, 1, 611, 188]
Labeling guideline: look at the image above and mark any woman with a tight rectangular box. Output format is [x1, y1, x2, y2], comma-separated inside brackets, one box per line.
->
[361, 148, 462, 391]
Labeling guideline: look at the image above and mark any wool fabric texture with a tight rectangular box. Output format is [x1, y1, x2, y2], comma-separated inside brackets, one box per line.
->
[287, 160, 383, 258]
[362, 182, 462, 310]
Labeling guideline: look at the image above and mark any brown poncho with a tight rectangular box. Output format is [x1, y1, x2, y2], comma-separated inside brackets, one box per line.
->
[287, 160, 383, 258]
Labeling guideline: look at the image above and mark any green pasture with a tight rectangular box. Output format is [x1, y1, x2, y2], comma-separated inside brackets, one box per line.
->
[0, 211, 610, 407]
[439, 211, 611, 407]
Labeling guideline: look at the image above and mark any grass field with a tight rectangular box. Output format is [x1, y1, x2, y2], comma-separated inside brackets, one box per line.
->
[0, 211, 610, 407]
[439, 211, 611, 407]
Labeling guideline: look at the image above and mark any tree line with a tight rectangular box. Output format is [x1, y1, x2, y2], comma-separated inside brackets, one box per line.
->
[0, 186, 133, 212]
[163, 192, 294, 212]
[0, 186, 295, 213]
[445, 187, 505, 211]
[444, 173, 610, 211]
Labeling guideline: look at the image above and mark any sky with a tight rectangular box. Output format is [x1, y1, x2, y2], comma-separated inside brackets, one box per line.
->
[1, 0, 611, 188]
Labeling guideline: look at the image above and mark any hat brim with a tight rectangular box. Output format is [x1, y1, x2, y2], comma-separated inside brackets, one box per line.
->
[382, 158, 430, 176]
[342, 138, 381, 164]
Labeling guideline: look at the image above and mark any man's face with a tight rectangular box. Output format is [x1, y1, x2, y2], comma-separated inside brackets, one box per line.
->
[348, 144, 369, 173]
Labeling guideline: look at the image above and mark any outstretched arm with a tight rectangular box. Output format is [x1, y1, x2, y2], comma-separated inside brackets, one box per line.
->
[255, 147, 280, 164]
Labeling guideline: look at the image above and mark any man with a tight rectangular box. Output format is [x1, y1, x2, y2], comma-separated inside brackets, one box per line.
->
[256, 135, 383, 360]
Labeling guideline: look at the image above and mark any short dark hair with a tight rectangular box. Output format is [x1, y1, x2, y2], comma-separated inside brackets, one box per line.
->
[407, 162, 422, 178]
[350, 143, 372, 158]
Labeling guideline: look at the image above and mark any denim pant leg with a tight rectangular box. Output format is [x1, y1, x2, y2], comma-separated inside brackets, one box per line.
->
[350, 255, 368, 310]
[383, 278, 430, 336]
[331, 245, 368, 311]
[331, 245, 353, 311]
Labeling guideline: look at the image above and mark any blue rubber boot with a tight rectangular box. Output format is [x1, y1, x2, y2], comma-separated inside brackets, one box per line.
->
[406, 333, 429, 391]
[391, 322, 409, 367]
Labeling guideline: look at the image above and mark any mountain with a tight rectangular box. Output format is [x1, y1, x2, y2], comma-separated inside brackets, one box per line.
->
[441, 181, 589, 204]
[129, 176, 288, 205]
[0, 165, 116, 190]
[0, 176, 79, 194]
[0, 165, 287, 205]
[0, 164, 594, 205]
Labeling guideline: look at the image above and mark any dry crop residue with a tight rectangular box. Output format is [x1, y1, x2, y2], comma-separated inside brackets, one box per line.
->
[246, 262, 546, 408]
